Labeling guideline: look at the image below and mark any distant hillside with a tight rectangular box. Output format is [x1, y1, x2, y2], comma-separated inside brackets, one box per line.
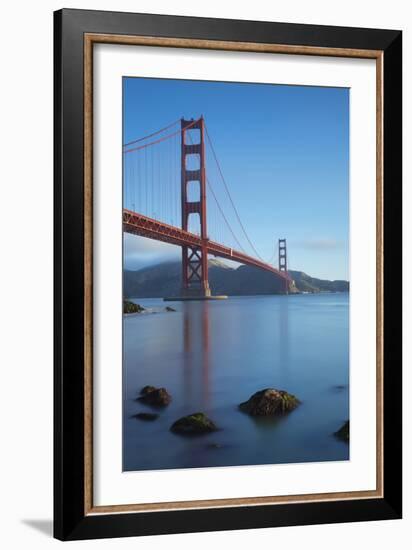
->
[288, 270, 349, 293]
[124, 260, 349, 298]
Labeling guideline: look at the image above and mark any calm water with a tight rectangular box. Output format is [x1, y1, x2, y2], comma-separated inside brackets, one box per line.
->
[123, 293, 349, 471]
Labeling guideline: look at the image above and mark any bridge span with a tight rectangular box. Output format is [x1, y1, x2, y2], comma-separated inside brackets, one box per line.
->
[123, 116, 292, 298]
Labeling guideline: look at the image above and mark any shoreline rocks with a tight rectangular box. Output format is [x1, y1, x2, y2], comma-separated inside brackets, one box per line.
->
[123, 300, 145, 314]
[170, 413, 218, 435]
[138, 386, 172, 407]
[123, 302, 179, 315]
[239, 388, 300, 416]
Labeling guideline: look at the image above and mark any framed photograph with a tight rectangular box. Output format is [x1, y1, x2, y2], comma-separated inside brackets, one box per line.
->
[54, 9, 402, 540]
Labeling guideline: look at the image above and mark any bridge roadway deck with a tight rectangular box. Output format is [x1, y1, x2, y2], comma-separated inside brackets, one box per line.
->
[123, 209, 290, 283]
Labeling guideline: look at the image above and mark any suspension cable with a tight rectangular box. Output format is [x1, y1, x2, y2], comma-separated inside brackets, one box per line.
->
[184, 129, 246, 253]
[204, 123, 265, 261]
[206, 178, 247, 253]
[123, 118, 180, 148]
[124, 120, 197, 155]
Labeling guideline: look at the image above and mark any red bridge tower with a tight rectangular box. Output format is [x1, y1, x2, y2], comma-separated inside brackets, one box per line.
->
[278, 238, 290, 293]
[181, 117, 211, 297]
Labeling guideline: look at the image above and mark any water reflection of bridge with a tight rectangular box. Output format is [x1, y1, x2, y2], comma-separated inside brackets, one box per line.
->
[180, 298, 291, 408]
[182, 303, 210, 407]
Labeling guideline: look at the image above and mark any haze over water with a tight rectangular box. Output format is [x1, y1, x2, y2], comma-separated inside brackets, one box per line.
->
[123, 293, 349, 472]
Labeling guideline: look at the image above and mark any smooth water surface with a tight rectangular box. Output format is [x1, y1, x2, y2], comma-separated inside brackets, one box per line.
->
[123, 293, 349, 471]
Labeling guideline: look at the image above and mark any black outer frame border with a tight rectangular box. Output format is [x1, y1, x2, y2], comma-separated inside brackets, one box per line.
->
[54, 8, 402, 541]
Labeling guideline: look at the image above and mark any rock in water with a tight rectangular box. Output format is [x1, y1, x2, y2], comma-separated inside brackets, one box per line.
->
[140, 385, 157, 396]
[138, 386, 172, 407]
[239, 388, 300, 416]
[331, 384, 347, 392]
[133, 412, 159, 421]
[171, 413, 218, 435]
[205, 442, 222, 450]
[334, 420, 349, 442]
[165, 306, 176, 312]
[123, 300, 145, 314]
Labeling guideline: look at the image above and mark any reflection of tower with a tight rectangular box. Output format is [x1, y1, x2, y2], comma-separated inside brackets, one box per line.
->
[183, 309, 193, 397]
[278, 297, 291, 383]
[182, 303, 211, 407]
[201, 303, 210, 405]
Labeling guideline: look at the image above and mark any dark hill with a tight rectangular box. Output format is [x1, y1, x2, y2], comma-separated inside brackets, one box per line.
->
[124, 260, 349, 298]
[288, 270, 349, 293]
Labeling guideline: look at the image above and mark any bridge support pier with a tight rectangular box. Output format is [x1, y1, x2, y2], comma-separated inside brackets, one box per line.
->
[181, 244, 211, 298]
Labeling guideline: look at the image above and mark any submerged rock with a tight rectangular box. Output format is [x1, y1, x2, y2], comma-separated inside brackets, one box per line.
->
[239, 388, 300, 416]
[123, 300, 145, 314]
[170, 412, 218, 435]
[205, 442, 222, 450]
[332, 384, 347, 392]
[140, 385, 157, 396]
[138, 386, 172, 407]
[334, 420, 349, 442]
[133, 412, 159, 421]
[165, 306, 176, 312]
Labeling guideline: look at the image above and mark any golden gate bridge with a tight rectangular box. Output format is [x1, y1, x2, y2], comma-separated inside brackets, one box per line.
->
[123, 117, 292, 299]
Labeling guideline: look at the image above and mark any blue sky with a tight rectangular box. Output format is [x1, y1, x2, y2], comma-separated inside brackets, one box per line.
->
[123, 77, 349, 280]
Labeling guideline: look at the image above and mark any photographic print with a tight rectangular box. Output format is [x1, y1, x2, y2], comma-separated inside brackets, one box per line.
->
[54, 11, 402, 539]
[122, 77, 350, 472]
